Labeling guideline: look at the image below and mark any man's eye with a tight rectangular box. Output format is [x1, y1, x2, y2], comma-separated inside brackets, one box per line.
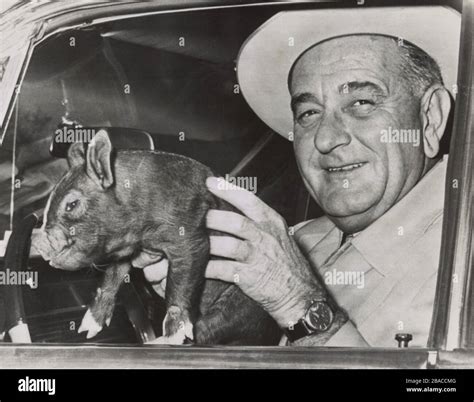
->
[350, 99, 376, 115]
[297, 110, 321, 127]
[65, 200, 79, 212]
[352, 99, 375, 107]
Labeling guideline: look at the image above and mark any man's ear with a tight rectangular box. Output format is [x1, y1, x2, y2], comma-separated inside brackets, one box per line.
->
[85, 129, 114, 189]
[420, 84, 451, 159]
[67, 141, 86, 168]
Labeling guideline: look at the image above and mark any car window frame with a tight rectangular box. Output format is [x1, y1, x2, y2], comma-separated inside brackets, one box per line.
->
[0, 0, 472, 368]
[428, 0, 474, 351]
[0, 33, 32, 143]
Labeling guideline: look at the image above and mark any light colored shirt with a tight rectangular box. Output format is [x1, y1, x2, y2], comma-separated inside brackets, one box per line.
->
[292, 156, 447, 348]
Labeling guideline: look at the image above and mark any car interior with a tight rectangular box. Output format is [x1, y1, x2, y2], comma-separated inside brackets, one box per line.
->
[0, 6, 326, 344]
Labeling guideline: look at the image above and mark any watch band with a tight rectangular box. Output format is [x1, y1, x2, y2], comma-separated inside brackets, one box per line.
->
[285, 318, 313, 342]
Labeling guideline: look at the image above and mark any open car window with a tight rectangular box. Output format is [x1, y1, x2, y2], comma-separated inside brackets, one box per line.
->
[0, 3, 309, 347]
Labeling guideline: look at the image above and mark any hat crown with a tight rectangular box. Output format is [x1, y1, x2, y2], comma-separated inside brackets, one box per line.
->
[237, 6, 461, 138]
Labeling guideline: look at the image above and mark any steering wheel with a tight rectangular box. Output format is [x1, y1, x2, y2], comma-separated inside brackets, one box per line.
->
[0, 212, 37, 343]
[0, 210, 157, 344]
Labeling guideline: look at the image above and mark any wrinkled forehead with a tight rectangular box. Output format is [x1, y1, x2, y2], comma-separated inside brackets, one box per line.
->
[289, 35, 401, 90]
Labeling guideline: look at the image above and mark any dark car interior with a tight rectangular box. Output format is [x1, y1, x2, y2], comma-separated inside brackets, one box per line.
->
[0, 7, 324, 344]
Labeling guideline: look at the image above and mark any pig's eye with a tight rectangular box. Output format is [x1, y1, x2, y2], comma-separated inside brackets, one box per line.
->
[65, 200, 79, 212]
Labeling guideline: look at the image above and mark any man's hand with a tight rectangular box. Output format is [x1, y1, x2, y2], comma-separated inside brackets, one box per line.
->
[204, 177, 326, 328]
[136, 176, 328, 329]
[142, 259, 168, 298]
[131, 251, 168, 298]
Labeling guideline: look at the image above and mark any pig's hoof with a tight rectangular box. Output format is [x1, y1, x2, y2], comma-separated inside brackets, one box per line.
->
[147, 335, 184, 345]
[146, 333, 189, 345]
[147, 321, 194, 345]
[78, 309, 103, 339]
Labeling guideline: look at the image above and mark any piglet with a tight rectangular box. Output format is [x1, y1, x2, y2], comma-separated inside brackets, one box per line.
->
[34, 130, 280, 345]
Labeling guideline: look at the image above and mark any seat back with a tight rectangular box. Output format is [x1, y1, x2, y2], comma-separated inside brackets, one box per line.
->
[50, 126, 155, 158]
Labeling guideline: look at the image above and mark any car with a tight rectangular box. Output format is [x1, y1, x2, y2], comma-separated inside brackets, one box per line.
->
[0, 0, 472, 369]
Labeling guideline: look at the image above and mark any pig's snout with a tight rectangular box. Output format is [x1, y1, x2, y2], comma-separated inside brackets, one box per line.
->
[34, 226, 70, 262]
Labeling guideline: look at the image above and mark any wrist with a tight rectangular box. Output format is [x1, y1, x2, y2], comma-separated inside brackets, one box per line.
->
[289, 310, 349, 346]
[284, 297, 339, 342]
[273, 298, 308, 329]
[271, 284, 324, 329]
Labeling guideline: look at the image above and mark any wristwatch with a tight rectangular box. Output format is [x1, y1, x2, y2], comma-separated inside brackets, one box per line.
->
[284, 299, 335, 342]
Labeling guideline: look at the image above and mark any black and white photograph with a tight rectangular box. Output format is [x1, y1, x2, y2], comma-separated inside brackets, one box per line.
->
[0, 0, 472, 398]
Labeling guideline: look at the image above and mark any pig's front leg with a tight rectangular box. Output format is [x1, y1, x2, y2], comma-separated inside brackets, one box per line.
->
[79, 261, 131, 339]
[148, 230, 209, 345]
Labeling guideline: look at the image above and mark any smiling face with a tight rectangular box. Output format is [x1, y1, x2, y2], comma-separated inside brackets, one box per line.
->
[290, 35, 431, 233]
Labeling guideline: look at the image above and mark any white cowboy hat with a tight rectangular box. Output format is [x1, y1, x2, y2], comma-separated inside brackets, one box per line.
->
[236, 6, 461, 139]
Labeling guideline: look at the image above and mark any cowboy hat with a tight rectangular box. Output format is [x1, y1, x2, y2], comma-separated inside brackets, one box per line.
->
[236, 6, 461, 139]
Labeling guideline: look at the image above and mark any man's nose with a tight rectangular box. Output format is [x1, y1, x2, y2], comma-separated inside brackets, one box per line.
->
[313, 111, 351, 154]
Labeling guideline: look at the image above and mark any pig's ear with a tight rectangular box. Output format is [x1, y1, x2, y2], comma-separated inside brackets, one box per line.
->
[67, 141, 86, 168]
[85, 130, 114, 189]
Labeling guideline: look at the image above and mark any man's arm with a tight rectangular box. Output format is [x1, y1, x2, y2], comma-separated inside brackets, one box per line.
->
[204, 177, 367, 346]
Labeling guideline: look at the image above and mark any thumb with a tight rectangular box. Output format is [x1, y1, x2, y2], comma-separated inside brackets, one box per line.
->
[143, 259, 169, 283]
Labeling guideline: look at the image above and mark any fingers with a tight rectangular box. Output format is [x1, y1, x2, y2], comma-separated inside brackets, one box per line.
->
[131, 251, 164, 269]
[205, 260, 246, 283]
[209, 235, 251, 261]
[207, 210, 262, 242]
[143, 256, 245, 298]
[206, 177, 271, 222]
[151, 279, 166, 299]
[143, 259, 168, 283]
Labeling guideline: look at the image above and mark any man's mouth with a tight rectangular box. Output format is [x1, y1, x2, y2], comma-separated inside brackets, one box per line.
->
[326, 162, 366, 173]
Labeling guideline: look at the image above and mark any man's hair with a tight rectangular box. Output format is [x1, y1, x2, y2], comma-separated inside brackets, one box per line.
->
[288, 34, 445, 99]
[393, 37, 444, 98]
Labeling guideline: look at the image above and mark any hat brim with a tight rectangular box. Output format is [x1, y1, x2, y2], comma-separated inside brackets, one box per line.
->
[237, 6, 461, 139]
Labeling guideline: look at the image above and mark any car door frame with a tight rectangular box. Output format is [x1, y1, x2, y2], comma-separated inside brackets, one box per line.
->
[428, 0, 474, 353]
[0, 0, 472, 369]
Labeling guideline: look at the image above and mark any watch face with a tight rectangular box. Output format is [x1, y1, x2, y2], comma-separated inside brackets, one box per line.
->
[305, 301, 334, 332]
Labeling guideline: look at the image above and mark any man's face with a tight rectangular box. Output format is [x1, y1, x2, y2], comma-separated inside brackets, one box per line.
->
[290, 36, 426, 233]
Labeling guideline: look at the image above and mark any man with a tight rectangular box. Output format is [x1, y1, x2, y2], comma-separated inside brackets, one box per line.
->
[142, 6, 461, 347]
